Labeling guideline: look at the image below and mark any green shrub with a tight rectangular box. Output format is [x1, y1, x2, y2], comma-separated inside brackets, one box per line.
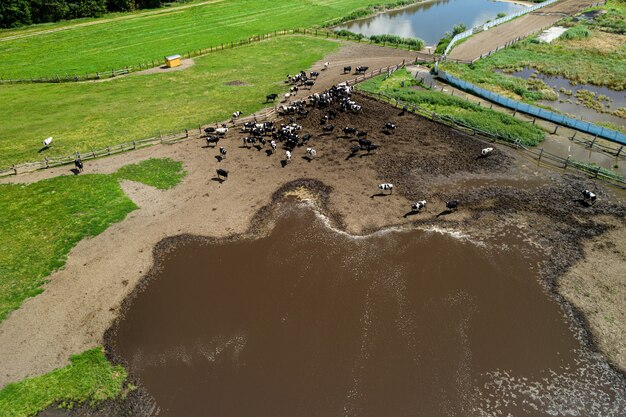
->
[560, 26, 591, 40]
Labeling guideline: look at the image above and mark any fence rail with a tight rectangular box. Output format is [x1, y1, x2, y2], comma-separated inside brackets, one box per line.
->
[0, 29, 436, 84]
[438, 71, 626, 146]
[355, 89, 625, 186]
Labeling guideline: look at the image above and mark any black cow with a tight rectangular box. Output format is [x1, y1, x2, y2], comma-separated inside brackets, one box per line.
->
[216, 168, 229, 180]
[74, 158, 83, 173]
[358, 138, 372, 149]
[356, 130, 367, 138]
[343, 66, 352, 74]
[446, 200, 459, 211]
[322, 125, 335, 134]
[343, 127, 357, 136]
[204, 127, 216, 135]
[266, 93, 278, 102]
[206, 136, 219, 146]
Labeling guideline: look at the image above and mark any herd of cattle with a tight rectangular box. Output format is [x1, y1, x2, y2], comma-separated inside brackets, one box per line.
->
[37, 63, 599, 213]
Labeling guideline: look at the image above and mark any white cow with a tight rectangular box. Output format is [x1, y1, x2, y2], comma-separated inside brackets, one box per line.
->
[285, 150, 292, 162]
[306, 148, 317, 158]
[215, 127, 229, 136]
[481, 147, 494, 157]
[42, 137, 53, 147]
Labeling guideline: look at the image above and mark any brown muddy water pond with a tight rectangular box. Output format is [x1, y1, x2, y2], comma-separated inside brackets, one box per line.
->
[109, 202, 626, 416]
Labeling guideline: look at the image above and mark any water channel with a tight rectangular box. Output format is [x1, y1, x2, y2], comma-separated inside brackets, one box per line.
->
[110, 202, 626, 416]
[334, 0, 526, 46]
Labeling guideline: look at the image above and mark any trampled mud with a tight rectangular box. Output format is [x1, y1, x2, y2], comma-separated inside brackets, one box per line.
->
[107, 201, 626, 416]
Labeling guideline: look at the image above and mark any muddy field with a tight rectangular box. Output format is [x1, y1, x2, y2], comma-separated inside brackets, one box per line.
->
[0, 56, 624, 415]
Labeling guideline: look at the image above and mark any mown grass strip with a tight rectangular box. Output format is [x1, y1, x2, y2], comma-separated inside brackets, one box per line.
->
[357, 69, 545, 146]
[0, 157, 185, 322]
[0, 36, 339, 167]
[0, 348, 127, 417]
[0, 0, 383, 78]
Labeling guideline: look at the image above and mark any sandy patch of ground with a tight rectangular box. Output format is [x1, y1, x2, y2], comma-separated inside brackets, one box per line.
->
[0, 43, 624, 392]
[558, 218, 626, 370]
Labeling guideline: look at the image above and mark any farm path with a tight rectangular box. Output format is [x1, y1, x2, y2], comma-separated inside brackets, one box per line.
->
[0, 0, 225, 43]
[449, 0, 599, 61]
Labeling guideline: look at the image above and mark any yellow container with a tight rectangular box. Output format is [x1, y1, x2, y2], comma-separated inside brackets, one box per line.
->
[165, 54, 181, 68]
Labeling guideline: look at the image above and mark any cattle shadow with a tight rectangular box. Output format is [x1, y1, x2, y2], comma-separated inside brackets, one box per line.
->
[370, 193, 390, 198]
[436, 209, 454, 217]
[359, 153, 374, 158]
[254, 145, 263, 152]
[203, 144, 217, 149]
[70, 168, 81, 175]
[38, 146, 51, 153]
[238, 145, 251, 149]
[280, 160, 288, 168]
[211, 177, 226, 184]
[215, 155, 224, 163]
[574, 198, 595, 207]
[265, 149, 274, 157]
[302, 156, 313, 162]
[345, 153, 358, 161]
[403, 211, 420, 218]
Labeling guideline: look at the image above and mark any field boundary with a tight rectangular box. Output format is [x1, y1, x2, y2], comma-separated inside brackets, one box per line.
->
[0, 30, 439, 84]
[356, 89, 625, 186]
[437, 70, 626, 146]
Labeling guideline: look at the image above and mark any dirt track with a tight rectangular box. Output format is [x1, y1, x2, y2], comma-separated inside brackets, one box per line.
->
[0, 43, 624, 400]
[449, 0, 599, 61]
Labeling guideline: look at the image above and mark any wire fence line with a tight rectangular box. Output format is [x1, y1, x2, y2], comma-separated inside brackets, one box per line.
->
[438, 71, 626, 146]
[0, 29, 437, 84]
[355, 89, 625, 186]
[0, 62, 406, 177]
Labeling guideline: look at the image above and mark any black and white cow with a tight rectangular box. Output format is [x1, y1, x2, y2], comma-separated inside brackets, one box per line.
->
[481, 147, 494, 157]
[378, 183, 393, 194]
[306, 148, 317, 158]
[232, 111, 243, 120]
[343, 127, 357, 136]
[384, 122, 396, 131]
[219, 147, 227, 157]
[206, 136, 220, 146]
[582, 190, 597, 205]
[411, 200, 427, 212]
[74, 158, 83, 172]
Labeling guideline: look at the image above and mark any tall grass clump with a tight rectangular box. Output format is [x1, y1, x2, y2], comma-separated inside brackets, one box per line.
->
[560, 26, 591, 40]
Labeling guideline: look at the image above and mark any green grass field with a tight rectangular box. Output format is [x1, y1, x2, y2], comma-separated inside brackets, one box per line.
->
[0, 158, 185, 322]
[0, 348, 127, 417]
[357, 69, 545, 146]
[0, 0, 380, 78]
[0, 36, 339, 167]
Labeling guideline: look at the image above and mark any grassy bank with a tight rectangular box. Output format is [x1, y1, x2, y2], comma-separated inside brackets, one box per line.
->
[0, 0, 380, 78]
[357, 69, 545, 145]
[442, 1, 626, 102]
[0, 158, 185, 322]
[0, 348, 127, 417]
[0, 36, 338, 167]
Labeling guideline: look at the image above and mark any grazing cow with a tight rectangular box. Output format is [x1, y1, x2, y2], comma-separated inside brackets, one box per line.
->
[358, 138, 372, 149]
[206, 136, 220, 146]
[304, 80, 315, 88]
[285, 150, 292, 162]
[323, 62, 330, 70]
[74, 158, 83, 173]
[322, 125, 335, 134]
[215, 127, 229, 136]
[216, 168, 229, 180]
[306, 148, 317, 158]
[356, 130, 367, 138]
[343, 66, 352, 74]
[242, 137, 256, 147]
[310, 71, 320, 78]
[232, 111, 243, 120]
[411, 200, 427, 212]
[582, 190, 597, 205]
[219, 147, 227, 157]
[384, 122, 396, 131]
[446, 200, 459, 211]
[266, 93, 278, 102]
[42, 137, 53, 147]
[270, 140, 277, 153]
[343, 127, 357, 136]
[378, 183, 393, 194]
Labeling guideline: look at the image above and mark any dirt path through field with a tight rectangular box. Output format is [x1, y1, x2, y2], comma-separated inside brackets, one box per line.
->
[449, 0, 599, 61]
